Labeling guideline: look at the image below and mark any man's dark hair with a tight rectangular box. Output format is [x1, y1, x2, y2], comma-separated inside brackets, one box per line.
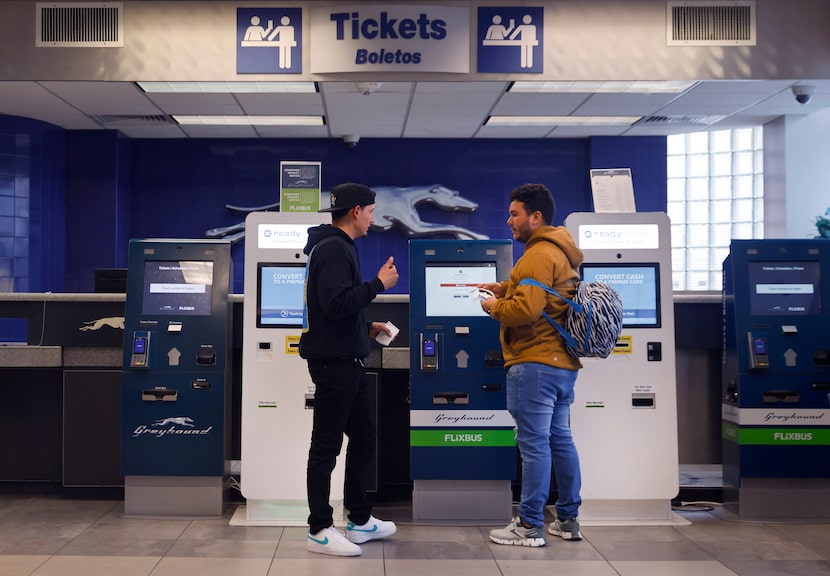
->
[509, 183, 555, 225]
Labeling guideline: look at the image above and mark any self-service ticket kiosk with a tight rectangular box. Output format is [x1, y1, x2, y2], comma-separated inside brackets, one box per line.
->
[722, 239, 830, 517]
[409, 239, 515, 522]
[233, 211, 336, 526]
[564, 212, 682, 524]
[121, 239, 232, 517]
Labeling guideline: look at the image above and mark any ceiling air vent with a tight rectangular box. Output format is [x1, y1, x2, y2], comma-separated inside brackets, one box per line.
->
[667, 1, 755, 46]
[90, 115, 173, 126]
[638, 114, 727, 127]
[36, 2, 123, 47]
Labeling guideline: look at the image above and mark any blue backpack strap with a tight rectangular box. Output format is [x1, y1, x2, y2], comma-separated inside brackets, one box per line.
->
[518, 278, 581, 349]
[518, 278, 584, 313]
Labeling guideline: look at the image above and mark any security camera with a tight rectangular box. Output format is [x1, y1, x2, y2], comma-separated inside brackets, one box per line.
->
[343, 134, 360, 149]
[792, 85, 814, 105]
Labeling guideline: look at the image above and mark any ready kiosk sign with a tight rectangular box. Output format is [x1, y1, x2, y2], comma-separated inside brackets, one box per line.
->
[310, 5, 469, 73]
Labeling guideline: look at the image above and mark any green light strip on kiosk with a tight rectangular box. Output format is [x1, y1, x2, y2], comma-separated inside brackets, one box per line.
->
[722, 423, 830, 445]
[410, 429, 516, 447]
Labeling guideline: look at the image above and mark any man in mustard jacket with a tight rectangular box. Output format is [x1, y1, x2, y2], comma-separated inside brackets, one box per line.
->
[479, 183, 585, 547]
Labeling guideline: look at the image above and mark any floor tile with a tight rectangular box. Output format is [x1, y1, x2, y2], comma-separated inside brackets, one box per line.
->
[30, 556, 160, 576]
[165, 537, 277, 558]
[149, 557, 272, 576]
[768, 523, 830, 560]
[268, 558, 385, 576]
[717, 559, 830, 576]
[609, 560, 739, 576]
[498, 559, 623, 576]
[0, 555, 49, 576]
[54, 535, 176, 557]
[384, 559, 502, 576]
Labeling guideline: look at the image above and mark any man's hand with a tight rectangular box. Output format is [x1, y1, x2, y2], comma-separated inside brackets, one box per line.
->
[478, 282, 504, 299]
[377, 256, 399, 290]
[369, 321, 393, 340]
[480, 296, 497, 315]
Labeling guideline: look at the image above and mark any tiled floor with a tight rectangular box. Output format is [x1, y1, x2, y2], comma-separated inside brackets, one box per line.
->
[0, 491, 828, 576]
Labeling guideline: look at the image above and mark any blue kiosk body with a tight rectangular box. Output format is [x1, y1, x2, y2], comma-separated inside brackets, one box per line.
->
[121, 239, 232, 517]
[722, 239, 830, 517]
[409, 239, 515, 521]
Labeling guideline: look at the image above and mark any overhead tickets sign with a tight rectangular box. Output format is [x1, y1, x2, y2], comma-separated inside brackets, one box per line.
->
[310, 5, 469, 73]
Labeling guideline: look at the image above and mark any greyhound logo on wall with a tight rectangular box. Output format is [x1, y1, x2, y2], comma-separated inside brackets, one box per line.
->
[205, 184, 489, 243]
[78, 316, 125, 331]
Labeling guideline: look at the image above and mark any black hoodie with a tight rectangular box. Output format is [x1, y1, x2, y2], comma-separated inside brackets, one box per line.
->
[299, 224, 386, 361]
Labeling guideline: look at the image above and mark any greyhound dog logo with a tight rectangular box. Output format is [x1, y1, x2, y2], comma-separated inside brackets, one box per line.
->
[204, 184, 488, 243]
[79, 316, 125, 331]
[153, 416, 194, 427]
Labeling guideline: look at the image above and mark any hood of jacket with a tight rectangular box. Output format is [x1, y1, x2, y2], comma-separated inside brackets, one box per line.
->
[525, 225, 584, 269]
[303, 223, 351, 255]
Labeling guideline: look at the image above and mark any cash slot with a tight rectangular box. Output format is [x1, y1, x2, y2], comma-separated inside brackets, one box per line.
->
[762, 390, 799, 403]
[432, 392, 469, 405]
[632, 393, 655, 408]
[141, 388, 178, 401]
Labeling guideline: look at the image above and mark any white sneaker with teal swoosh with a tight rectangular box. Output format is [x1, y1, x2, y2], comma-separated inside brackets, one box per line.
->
[307, 525, 362, 556]
[345, 515, 397, 544]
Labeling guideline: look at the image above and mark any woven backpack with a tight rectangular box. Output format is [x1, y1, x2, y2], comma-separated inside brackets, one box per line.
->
[519, 278, 624, 358]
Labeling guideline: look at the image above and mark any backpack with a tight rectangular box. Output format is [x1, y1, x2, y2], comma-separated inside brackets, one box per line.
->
[519, 278, 624, 358]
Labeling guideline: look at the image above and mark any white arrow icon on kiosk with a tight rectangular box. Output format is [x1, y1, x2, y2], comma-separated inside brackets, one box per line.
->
[168, 347, 181, 366]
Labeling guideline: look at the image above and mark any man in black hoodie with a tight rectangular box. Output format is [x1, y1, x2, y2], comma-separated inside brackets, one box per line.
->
[300, 182, 399, 556]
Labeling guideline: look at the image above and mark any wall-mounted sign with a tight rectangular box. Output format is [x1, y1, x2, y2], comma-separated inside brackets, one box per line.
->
[310, 5, 469, 73]
[237, 7, 303, 74]
[477, 6, 544, 73]
[280, 161, 321, 212]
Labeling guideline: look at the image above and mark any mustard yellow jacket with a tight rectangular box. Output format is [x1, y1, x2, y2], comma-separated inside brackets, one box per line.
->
[490, 225, 584, 370]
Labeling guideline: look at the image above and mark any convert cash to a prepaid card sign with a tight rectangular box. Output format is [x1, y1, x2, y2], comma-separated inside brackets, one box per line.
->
[280, 161, 321, 212]
[310, 5, 469, 73]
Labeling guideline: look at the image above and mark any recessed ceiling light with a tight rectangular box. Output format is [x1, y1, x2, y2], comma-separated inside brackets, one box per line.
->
[173, 115, 324, 126]
[486, 115, 641, 126]
[508, 81, 695, 94]
[138, 82, 317, 93]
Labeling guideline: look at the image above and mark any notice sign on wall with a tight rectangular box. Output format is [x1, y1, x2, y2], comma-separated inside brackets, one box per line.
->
[310, 5, 469, 73]
[280, 161, 321, 212]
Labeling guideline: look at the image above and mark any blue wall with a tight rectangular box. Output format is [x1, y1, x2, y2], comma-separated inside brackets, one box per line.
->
[0, 116, 667, 297]
[127, 137, 666, 294]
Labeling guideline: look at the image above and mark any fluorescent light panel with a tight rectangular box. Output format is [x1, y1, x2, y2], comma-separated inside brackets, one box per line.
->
[509, 80, 695, 94]
[486, 115, 641, 126]
[174, 115, 324, 126]
[138, 81, 317, 93]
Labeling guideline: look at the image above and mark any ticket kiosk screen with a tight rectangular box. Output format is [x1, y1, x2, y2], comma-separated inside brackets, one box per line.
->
[424, 262, 498, 317]
[581, 263, 661, 327]
[141, 260, 214, 316]
[257, 263, 306, 328]
[748, 261, 822, 316]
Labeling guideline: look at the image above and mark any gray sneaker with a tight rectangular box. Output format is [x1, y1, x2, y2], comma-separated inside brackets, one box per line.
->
[489, 517, 546, 547]
[548, 517, 582, 541]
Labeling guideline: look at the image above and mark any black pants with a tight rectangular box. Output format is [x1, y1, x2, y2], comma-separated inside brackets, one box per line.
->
[306, 361, 376, 534]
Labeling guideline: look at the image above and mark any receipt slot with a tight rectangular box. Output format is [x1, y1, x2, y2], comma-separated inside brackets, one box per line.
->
[121, 239, 232, 517]
[722, 240, 830, 517]
[409, 239, 515, 522]
[564, 212, 681, 524]
[234, 211, 333, 526]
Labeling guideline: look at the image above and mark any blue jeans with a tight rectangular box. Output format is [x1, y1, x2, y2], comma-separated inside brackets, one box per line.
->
[507, 362, 581, 527]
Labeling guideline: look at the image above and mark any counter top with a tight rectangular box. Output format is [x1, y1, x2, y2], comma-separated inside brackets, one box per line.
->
[0, 345, 62, 368]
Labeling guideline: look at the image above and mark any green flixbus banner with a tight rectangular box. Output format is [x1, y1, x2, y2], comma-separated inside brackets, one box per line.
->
[410, 429, 516, 448]
[722, 423, 830, 445]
